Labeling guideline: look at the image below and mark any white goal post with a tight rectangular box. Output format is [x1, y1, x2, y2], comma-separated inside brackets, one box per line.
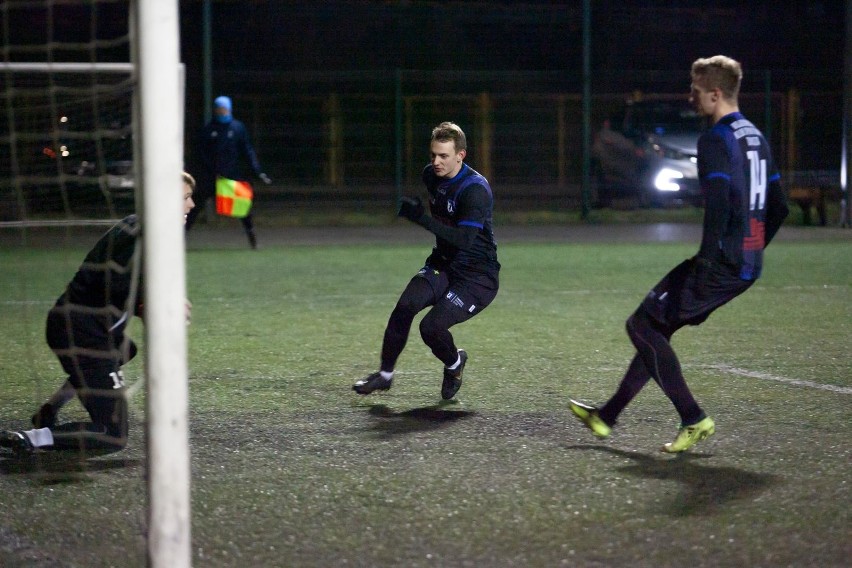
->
[131, 1, 191, 567]
[0, 1, 190, 565]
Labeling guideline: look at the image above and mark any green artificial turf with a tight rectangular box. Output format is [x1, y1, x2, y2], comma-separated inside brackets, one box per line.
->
[0, 231, 849, 567]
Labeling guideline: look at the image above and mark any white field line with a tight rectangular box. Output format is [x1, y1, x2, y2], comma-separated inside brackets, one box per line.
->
[703, 363, 852, 395]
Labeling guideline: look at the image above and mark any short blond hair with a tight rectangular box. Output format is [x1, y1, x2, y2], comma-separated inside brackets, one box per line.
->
[182, 171, 196, 189]
[691, 55, 742, 101]
[431, 121, 467, 152]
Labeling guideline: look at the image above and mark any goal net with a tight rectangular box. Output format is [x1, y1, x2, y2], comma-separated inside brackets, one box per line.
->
[0, 64, 136, 224]
[0, 2, 189, 566]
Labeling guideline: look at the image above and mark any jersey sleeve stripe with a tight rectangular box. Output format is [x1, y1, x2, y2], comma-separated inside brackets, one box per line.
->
[707, 172, 730, 180]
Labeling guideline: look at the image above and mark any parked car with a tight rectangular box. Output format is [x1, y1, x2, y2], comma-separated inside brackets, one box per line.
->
[592, 98, 705, 207]
[38, 118, 135, 209]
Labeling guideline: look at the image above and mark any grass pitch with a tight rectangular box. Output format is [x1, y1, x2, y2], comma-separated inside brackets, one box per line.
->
[0, 224, 850, 567]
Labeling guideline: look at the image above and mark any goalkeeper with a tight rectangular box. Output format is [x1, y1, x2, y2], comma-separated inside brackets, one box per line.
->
[0, 173, 196, 454]
[353, 122, 500, 400]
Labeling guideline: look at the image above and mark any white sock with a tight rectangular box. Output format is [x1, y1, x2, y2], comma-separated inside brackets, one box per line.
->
[23, 427, 54, 448]
[379, 370, 394, 380]
[446, 354, 462, 370]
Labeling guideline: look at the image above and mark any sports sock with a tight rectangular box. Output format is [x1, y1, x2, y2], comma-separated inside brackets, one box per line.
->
[379, 370, 394, 381]
[446, 353, 462, 370]
[22, 427, 54, 448]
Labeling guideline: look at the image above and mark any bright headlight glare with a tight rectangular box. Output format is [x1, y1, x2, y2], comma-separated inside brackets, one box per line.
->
[654, 167, 684, 192]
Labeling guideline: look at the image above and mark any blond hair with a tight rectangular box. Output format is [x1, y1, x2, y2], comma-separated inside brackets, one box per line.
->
[182, 171, 196, 189]
[431, 121, 467, 152]
[691, 55, 743, 101]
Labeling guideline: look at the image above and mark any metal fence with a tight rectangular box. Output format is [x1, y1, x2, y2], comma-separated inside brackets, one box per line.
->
[187, 69, 842, 209]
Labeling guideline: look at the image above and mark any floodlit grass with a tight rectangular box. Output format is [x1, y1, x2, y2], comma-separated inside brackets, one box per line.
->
[0, 229, 849, 567]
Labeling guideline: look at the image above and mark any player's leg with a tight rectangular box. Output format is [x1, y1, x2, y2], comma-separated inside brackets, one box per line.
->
[241, 213, 258, 249]
[31, 378, 75, 428]
[353, 273, 438, 394]
[624, 306, 704, 425]
[570, 261, 690, 438]
[51, 362, 129, 452]
[18, 310, 133, 452]
[598, 353, 653, 425]
[569, 319, 655, 438]
[9, 362, 129, 454]
[418, 280, 497, 399]
[32, 308, 79, 427]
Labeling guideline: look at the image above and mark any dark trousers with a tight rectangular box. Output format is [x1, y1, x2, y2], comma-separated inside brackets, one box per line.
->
[380, 268, 497, 372]
[43, 308, 134, 452]
[598, 258, 752, 427]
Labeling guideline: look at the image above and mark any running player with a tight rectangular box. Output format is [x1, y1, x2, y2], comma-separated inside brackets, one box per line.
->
[569, 56, 789, 452]
[353, 122, 500, 400]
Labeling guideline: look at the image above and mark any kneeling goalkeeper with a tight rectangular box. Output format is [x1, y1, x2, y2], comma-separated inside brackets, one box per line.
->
[0, 173, 196, 454]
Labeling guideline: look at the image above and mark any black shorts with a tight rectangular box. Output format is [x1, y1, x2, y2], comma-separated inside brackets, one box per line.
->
[414, 264, 499, 324]
[641, 257, 753, 328]
[45, 306, 137, 378]
[44, 307, 132, 438]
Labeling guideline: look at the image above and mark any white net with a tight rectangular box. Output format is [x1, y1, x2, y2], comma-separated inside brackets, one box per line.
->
[0, 65, 135, 223]
[0, 4, 142, 452]
[1, 2, 190, 566]
[1, 0, 135, 225]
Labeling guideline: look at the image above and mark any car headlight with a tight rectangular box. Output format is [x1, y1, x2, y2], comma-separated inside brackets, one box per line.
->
[654, 167, 684, 192]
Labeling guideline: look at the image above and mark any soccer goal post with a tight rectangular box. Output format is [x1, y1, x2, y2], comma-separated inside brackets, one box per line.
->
[132, 1, 192, 567]
[1, 1, 189, 565]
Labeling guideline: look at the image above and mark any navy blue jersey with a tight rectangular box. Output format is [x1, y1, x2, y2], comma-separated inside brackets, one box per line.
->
[697, 112, 786, 280]
[200, 118, 263, 181]
[420, 163, 500, 283]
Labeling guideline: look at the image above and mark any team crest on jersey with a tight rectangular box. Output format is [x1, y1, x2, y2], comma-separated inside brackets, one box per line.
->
[447, 200, 455, 214]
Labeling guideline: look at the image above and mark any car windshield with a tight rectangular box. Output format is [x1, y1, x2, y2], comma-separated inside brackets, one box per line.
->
[628, 102, 705, 135]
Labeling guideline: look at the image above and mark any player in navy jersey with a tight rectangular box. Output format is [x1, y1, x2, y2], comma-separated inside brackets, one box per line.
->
[569, 56, 789, 452]
[1, 173, 196, 454]
[353, 122, 500, 400]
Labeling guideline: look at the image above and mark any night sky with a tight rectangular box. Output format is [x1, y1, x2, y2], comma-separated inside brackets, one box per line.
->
[179, 0, 845, 75]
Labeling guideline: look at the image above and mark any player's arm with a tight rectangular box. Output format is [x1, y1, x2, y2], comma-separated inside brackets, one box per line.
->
[696, 134, 731, 261]
[764, 174, 789, 246]
[399, 184, 490, 251]
[237, 122, 266, 179]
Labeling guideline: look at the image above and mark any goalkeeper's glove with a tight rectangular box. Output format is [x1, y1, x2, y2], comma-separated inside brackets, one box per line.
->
[259, 173, 272, 185]
[398, 196, 425, 221]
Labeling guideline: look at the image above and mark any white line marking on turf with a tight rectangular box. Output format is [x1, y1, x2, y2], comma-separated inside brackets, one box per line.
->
[705, 364, 852, 394]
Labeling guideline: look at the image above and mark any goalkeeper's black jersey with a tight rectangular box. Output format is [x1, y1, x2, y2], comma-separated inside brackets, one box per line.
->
[61, 215, 140, 317]
[421, 164, 500, 284]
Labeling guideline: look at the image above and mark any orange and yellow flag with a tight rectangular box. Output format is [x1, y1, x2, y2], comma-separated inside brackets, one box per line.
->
[215, 177, 254, 218]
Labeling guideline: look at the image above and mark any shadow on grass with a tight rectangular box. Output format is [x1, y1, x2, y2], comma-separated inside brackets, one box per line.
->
[566, 445, 781, 517]
[363, 403, 476, 439]
[0, 452, 142, 484]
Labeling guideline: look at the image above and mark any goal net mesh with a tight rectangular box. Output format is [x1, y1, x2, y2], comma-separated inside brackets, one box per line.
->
[1, 2, 145, 466]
